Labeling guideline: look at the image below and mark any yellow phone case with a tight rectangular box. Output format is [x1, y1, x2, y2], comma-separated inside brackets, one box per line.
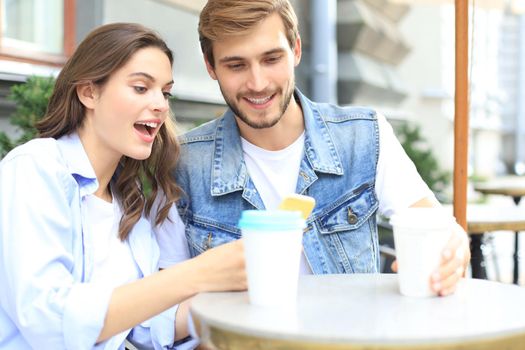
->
[278, 194, 316, 220]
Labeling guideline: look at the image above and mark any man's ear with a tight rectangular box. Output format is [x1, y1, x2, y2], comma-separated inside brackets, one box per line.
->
[293, 35, 302, 67]
[204, 55, 218, 80]
[76, 83, 98, 110]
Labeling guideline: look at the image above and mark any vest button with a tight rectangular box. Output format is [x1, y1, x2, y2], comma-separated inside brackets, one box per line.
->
[348, 209, 358, 224]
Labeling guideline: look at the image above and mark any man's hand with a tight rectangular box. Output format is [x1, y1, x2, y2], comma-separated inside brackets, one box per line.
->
[391, 197, 471, 296]
[430, 223, 470, 296]
[391, 223, 470, 296]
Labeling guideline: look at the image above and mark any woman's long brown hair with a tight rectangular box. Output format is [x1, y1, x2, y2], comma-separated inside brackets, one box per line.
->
[36, 23, 181, 240]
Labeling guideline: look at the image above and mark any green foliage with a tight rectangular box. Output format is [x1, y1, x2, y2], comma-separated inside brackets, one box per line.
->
[0, 76, 55, 158]
[469, 174, 490, 204]
[395, 122, 451, 196]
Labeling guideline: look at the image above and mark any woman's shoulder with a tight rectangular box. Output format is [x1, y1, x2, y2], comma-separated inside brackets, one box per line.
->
[0, 137, 86, 207]
[1, 138, 67, 175]
[3, 138, 61, 162]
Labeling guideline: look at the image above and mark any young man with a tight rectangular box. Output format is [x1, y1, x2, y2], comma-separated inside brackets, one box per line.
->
[158, 0, 470, 297]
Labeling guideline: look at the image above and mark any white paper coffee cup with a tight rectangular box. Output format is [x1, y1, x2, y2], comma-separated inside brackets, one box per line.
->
[238, 210, 305, 307]
[390, 207, 455, 297]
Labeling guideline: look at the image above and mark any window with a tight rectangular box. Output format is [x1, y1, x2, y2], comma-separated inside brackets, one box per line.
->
[0, 0, 75, 65]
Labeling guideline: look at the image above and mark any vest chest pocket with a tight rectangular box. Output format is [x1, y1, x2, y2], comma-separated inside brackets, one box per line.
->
[316, 184, 378, 233]
[314, 184, 379, 273]
[185, 215, 241, 257]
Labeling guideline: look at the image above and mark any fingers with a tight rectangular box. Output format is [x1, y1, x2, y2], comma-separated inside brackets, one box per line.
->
[431, 225, 470, 296]
[391, 260, 398, 273]
[436, 265, 464, 296]
[200, 239, 248, 292]
[439, 230, 462, 265]
[431, 255, 463, 296]
[223, 240, 247, 290]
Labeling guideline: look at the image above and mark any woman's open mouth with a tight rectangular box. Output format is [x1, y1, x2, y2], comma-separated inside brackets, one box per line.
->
[134, 120, 160, 143]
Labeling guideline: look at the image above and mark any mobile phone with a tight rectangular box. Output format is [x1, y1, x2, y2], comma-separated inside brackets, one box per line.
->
[278, 194, 316, 220]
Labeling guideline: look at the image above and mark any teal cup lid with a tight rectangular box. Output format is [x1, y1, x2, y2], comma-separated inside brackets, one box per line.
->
[238, 210, 306, 231]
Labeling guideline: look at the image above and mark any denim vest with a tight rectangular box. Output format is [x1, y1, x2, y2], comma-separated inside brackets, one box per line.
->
[175, 90, 380, 274]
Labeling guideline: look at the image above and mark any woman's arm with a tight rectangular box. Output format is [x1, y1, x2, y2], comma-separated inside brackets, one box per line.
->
[98, 239, 246, 342]
[0, 147, 246, 348]
[0, 150, 112, 349]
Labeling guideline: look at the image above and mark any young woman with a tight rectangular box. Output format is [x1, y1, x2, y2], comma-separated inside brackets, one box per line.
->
[0, 23, 246, 349]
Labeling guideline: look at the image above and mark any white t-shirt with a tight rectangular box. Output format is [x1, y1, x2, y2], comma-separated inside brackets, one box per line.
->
[157, 204, 191, 268]
[241, 132, 305, 211]
[83, 195, 140, 286]
[157, 114, 435, 270]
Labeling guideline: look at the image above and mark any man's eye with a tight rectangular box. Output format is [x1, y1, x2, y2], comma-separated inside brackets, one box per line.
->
[266, 56, 282, 63]
[134, 86, 147, 93]
[227, 63, 245, 71]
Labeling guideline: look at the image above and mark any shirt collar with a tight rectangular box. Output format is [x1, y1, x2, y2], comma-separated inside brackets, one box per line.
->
[56, 132, 99, 196]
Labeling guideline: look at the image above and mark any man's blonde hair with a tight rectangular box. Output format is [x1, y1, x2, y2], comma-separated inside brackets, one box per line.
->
[199, 0, 299, 67]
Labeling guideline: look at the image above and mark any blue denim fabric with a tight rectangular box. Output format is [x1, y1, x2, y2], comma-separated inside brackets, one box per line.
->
[175, 89, 380, 274]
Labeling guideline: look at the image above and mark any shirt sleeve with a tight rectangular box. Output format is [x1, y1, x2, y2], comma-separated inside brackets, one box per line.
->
[155, 204, 191, 269]
[375, 114, 437, 217]
[125, 304, 175, 350]
[143, 199, 197, 349]
[132, 304, 199, 350]
[0, 152, 113, 349]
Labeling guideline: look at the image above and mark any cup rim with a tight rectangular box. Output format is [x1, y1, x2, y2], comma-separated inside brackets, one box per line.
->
[389, 207, 456, 230]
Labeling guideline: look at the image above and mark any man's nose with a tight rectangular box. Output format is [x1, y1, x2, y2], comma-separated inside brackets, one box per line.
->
[245, 65, 268, 92]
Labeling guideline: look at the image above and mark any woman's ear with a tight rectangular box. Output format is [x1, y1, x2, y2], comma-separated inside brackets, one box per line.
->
[76, 83, 98, 110]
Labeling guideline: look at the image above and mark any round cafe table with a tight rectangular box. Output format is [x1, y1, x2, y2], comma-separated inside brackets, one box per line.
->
[474, 176, 525, 284]
[191, 274, 525, 350]
[444, 204, 525, 281]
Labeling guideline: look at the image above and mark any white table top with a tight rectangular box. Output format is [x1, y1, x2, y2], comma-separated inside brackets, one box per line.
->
[191, 274, 525, 349]
[474, 176, 525, 197]
[444, 203, 525, 233]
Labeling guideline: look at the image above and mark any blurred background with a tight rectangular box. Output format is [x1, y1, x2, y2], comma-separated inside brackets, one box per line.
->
[1, 0, 525, 281]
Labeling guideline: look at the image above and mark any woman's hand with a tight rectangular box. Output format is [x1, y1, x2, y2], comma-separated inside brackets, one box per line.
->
[192, 239, 247, 293]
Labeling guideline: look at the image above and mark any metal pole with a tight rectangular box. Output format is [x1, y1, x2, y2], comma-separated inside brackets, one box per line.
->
[515, 15, 525, 175]
[310, 0, 337, 104]
[453, 0, 469, 229]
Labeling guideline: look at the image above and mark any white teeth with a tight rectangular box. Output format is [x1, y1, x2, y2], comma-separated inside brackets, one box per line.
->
[136, 121, 158, 128]
[246, 96, 271, 105]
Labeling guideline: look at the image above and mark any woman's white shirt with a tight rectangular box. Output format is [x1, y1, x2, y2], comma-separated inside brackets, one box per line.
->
[84, 195, 139, 287]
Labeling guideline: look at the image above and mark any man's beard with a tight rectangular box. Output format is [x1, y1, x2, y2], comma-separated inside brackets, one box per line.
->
[219, 83, 295, 130]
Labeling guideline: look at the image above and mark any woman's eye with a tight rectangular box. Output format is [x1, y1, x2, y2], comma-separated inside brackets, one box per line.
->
[163, 91, 172, 99]
[134, 86, 147, 93]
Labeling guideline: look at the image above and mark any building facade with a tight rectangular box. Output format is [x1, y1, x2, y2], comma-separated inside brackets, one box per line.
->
[1, 0, 523, 181]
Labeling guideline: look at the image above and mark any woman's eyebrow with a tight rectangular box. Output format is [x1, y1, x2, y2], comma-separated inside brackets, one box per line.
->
[128, 72, 174, 85]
